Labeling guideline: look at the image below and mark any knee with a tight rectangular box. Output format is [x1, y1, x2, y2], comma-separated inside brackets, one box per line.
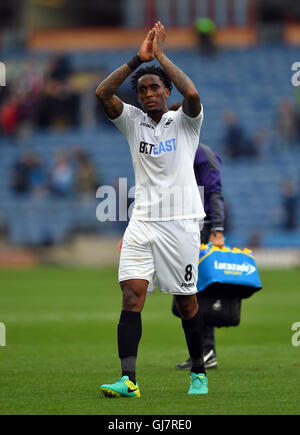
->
[120, 283, 143, 312]
[172, 297, 181, 318]
[175, 295, 198, 320]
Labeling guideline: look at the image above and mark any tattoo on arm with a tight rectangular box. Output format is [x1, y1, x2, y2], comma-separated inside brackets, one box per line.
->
[95, 64, 132, 119]
[96, 64, 132, 99]
[158, 55, 191, 96]
[157, 54, 201, 117]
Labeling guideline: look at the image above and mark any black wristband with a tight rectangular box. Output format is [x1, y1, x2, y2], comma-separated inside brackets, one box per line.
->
[127, 55, 143, 71]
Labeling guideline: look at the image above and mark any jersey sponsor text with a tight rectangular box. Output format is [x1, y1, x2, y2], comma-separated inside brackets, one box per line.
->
[139, 138, 176, 155]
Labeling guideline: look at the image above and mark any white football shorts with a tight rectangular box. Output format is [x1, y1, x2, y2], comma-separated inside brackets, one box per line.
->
[118, 218, 201, 295]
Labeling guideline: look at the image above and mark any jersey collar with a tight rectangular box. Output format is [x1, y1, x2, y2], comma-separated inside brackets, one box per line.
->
[145, 111, 171, 126]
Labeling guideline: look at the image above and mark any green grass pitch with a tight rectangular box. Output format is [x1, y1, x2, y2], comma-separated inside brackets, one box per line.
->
[0, 266, 299, 415]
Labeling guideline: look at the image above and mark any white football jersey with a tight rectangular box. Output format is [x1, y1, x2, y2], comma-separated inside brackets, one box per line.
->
[111, 102, 206, 221]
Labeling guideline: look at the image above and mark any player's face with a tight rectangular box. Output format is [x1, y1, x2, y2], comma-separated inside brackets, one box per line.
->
[137, 74, 170, 114]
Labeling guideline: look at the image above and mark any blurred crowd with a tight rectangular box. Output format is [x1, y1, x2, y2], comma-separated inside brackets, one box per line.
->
[0, 52, 298, 244]
[1, 54, 300, 162]
[248, 177, 299, 248]
[221, 97, 300, 159]
[278, 178, 298, 231]
[11, 148, 101, 200]
[0, 55, 77, 135]
[0, 54, 137, 136]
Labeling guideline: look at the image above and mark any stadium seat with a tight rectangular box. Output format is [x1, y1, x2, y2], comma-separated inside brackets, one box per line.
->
[1, 44, 300, 246]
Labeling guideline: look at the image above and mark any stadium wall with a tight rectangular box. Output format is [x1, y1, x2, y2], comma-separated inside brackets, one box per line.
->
[27, 23, 300, 51]
[0, 237, 299, 269]
[28, 26, 257, 51]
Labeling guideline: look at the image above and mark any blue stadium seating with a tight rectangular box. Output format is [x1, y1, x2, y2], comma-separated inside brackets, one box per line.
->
[1, 44, 300, 247]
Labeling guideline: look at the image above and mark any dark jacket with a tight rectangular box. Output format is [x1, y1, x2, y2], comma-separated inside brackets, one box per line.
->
[194, 144, 225, 233]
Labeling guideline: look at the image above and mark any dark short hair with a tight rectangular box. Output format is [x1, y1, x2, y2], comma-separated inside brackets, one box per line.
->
[131, 65, 173, 93]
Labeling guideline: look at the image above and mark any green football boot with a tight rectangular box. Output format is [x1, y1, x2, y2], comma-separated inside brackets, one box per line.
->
[100, 376, 141, 398]
[188, 372, 208, 395]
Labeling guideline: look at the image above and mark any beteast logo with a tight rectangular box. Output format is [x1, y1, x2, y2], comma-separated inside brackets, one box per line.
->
[139, 138, 176, 156]
[0, 62, 6, 87]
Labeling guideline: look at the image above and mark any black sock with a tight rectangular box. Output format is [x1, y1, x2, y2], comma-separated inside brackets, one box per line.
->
[204, 325, 216, 355]
[122, 370, 136, 384]
[118, 310, 142, 383]
[181, 309, 206, 375]
[191, 365, 205, 375]
[121, 356, 137, 384]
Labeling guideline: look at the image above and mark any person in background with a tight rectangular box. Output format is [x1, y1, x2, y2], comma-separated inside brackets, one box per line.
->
[11, 150, 45, 196]
[49, 151, 74, 197]
[195, 17, 217, 55]
[74, 149, 100, 199]
[173, 141, 225, 370]
[276, 98, 298, 147]
[35, 78, 80, 129]
[281, 179, 298, 230]
[169, 103, 225, 370]
[222, 110, 248, 158]
[0, 95, 20, 136]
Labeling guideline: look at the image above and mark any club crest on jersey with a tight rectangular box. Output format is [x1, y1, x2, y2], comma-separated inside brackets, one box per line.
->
[164, 118, 174, 128]
[139, 138, 176, 156]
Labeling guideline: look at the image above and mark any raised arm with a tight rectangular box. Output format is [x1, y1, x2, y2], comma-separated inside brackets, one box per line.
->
[95, 29, 155, 120]
[95, 65, 131, 120]
[153, 22, 201, 118]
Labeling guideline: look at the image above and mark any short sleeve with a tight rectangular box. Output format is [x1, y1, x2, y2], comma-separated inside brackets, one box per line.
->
[177, 104, 204, 138]
[110, 103, 143, 141]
